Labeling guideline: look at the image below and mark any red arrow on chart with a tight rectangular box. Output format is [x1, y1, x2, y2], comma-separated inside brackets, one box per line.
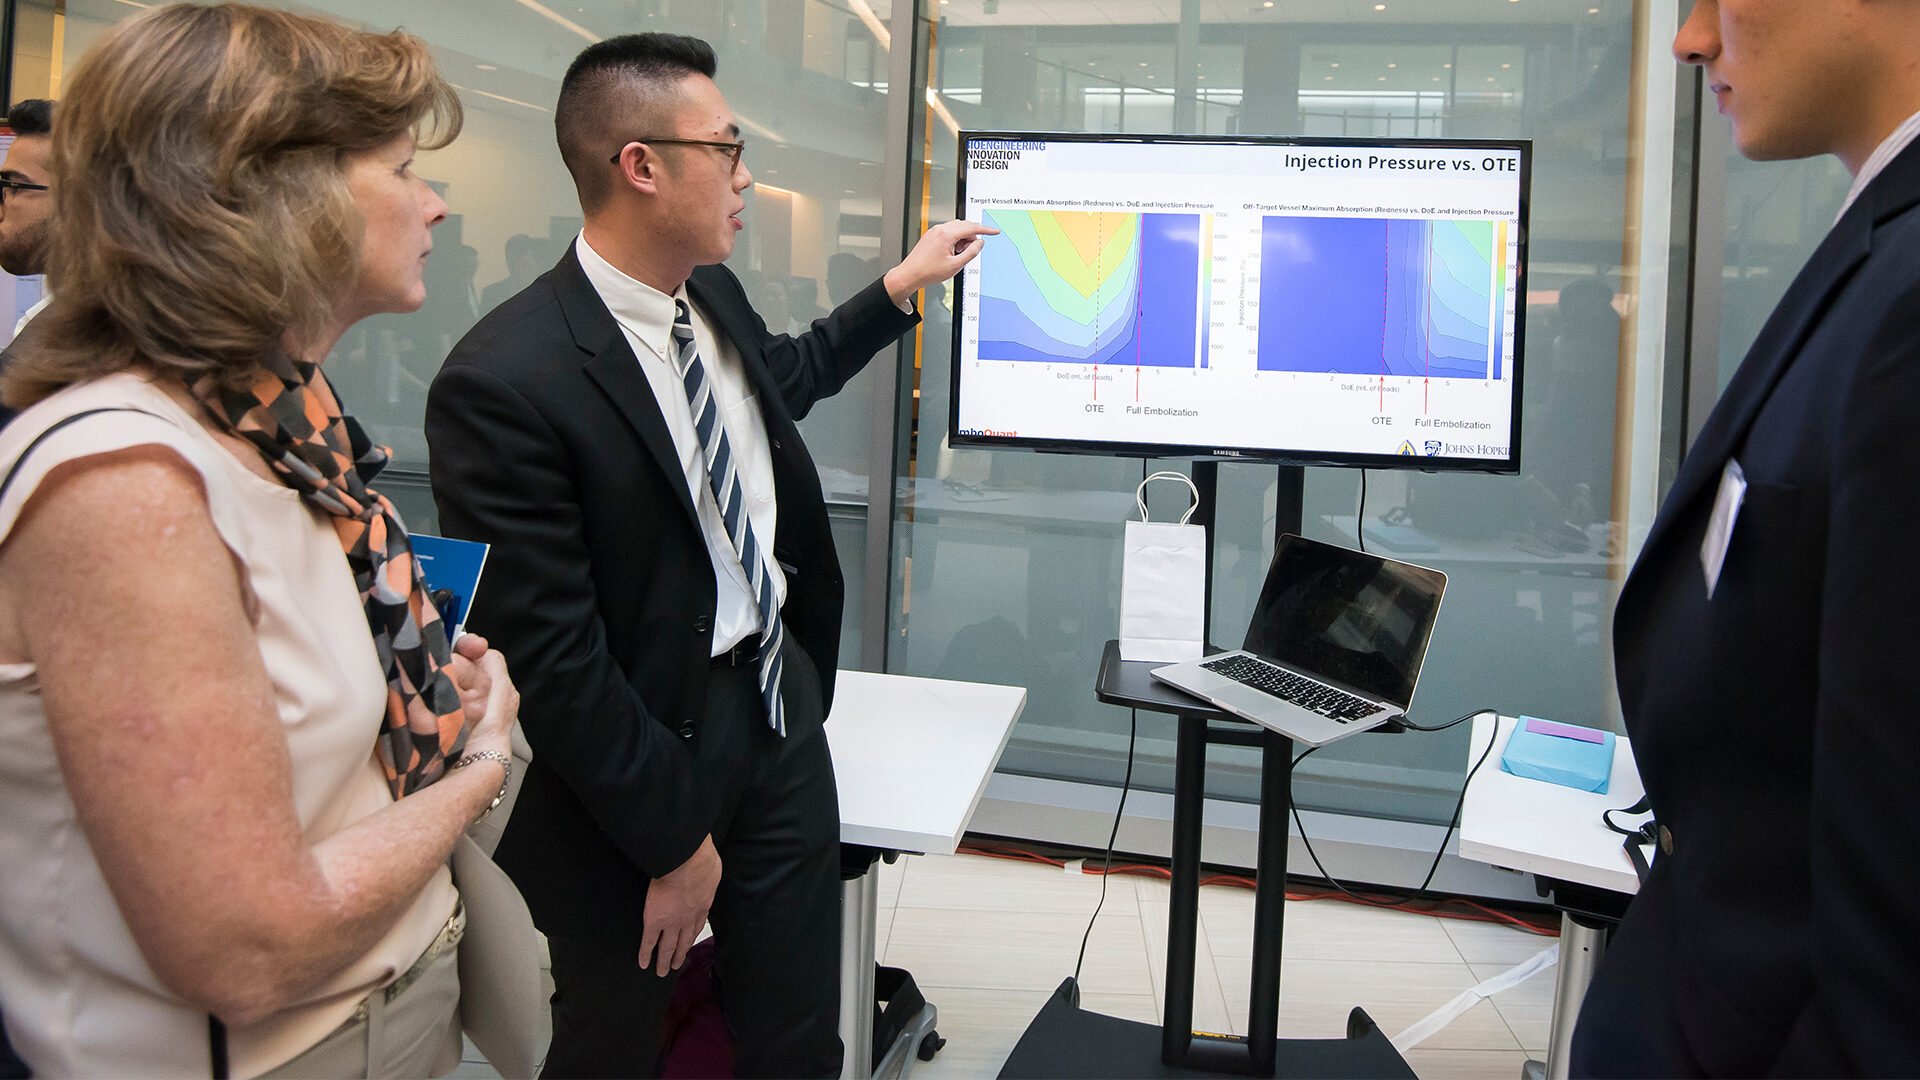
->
[1135, 278, 1144, 403]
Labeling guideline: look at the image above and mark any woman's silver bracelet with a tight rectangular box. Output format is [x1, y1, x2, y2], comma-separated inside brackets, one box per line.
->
[451, 749, 512, 820]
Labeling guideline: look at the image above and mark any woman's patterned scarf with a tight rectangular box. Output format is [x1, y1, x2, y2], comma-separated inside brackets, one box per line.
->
[192, 352, 468, 799]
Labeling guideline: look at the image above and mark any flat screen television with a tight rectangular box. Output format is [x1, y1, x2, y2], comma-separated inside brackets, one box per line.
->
[949, 131, 1532, 473]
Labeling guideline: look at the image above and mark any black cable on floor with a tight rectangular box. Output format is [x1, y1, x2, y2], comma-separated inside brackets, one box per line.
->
[1074, 706, 1138, 984]
[1287, 708, 1498, 907]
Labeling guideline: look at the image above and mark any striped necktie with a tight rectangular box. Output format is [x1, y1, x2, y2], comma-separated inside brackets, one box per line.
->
[671, 298, 786, 736]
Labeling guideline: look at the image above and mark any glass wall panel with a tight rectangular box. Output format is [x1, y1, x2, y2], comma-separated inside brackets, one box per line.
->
[896, 0, 1650, 824]
[61, 0, 895, 657]
[1710, 154, 1851, 394]
[896, 8, 1183, 795]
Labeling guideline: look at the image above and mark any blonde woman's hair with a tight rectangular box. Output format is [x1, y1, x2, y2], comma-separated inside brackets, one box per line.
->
[2, 2, 462, 409]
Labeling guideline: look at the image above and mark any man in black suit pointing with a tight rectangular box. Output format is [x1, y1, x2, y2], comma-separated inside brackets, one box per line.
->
[426, 33, 991, 1079]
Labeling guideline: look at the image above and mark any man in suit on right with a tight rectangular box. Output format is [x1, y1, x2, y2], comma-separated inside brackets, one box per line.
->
[1572, 1, 1920, 1075]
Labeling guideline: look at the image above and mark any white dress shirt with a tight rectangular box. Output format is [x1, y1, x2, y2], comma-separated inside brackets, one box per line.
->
[575, 233, 786, 656]
[1837, 108, 1920, 222]
[11, 291, 50, 340]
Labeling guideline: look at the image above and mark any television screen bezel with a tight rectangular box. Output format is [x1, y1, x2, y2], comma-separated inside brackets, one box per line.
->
[947, 129, 1533, 474]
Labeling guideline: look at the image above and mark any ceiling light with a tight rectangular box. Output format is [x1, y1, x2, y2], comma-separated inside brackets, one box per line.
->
[448, 83, 550, 113]
[514, 0, 599, 43]
[1387, 62, 1397, 68]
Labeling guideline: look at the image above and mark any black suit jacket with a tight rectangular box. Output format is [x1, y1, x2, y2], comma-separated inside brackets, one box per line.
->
[1584, 140, 1920, 1075]
[425, 248, 916, 937]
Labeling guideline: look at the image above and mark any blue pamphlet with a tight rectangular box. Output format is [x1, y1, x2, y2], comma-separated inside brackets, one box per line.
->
[410, 534, 489, 636]
[1499, 715, 1614, 793]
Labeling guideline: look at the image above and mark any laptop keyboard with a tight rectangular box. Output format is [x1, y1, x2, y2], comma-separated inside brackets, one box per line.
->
[1200, 655, 1384, 723]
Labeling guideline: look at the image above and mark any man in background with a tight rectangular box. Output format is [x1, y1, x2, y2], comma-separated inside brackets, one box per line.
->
[0, 98, 56, 431]
[0, 86, 53, 1080]
[1574, 1, 1920, 1074]
[0, 100, 52, 291]
[427, 33, 991, 1077]
[480, 232, 543, 310]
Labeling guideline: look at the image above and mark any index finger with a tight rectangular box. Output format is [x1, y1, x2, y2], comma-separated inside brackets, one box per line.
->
[452, 632, 490, 661]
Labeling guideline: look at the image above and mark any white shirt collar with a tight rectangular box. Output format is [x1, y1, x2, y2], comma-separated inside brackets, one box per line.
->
[1837, 108, 1920, 222]
[12, 291, 51, 340]
[573, 232, 682, 362]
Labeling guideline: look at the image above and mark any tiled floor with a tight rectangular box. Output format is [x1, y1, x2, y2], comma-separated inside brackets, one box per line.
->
[457, 851, 1560, 1079]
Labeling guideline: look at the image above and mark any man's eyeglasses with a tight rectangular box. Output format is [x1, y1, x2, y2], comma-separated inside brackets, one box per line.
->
[609, 138, 747, 175]
[0, 178, 49, 202]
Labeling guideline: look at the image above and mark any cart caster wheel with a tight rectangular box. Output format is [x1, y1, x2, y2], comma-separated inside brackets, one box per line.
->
[917, 1031, 946, 1061]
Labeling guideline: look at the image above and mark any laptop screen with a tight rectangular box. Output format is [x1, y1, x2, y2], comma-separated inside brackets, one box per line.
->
[1241, 535, 1446, 708]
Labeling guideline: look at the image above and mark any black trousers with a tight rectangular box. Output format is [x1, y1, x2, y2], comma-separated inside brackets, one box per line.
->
[540, 646, 843, 1079]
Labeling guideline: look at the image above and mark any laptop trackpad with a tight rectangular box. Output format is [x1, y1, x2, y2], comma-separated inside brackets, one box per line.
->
[1213, 680, 1291, 716]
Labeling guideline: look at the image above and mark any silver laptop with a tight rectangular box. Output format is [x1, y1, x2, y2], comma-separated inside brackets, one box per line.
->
[1151, 534, 1447, 747]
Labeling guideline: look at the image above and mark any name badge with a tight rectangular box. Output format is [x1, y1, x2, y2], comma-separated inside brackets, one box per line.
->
[1699, 459, 1747, 599]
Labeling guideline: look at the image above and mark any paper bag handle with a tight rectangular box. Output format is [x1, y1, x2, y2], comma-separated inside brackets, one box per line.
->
[1135, 470, 1201, 525]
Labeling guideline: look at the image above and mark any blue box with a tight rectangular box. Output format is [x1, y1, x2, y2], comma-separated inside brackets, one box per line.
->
[1499, 716, 1614, 793]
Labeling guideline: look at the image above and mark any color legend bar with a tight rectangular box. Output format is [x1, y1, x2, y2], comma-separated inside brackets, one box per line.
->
[1492, 220, 1509, 381]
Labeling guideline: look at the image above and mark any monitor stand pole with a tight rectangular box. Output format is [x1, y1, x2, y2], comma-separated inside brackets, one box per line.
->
[1186, 461, 1307, 638]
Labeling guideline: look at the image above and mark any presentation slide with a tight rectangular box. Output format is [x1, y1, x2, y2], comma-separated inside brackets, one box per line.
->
[952, 134, 1528, 469]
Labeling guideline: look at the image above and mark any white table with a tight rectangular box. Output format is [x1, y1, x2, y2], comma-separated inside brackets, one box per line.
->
[826, 670, 1027, 1079]
[1459, 714, 1649, 1080]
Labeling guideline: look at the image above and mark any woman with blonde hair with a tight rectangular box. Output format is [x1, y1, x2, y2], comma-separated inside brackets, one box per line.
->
[0, 4, 535, 1075]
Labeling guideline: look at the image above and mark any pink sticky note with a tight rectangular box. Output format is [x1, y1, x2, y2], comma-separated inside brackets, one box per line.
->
[1524, 717, 1605, 744]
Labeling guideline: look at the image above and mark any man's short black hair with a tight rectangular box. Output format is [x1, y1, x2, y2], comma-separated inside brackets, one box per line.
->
[555, 34, 717, 212]
[6, 99, 53, 138]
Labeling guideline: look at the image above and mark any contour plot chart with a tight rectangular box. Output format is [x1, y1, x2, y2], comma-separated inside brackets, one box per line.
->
[976, 209, 1206, 368]
[1257, 216, 1499, 379]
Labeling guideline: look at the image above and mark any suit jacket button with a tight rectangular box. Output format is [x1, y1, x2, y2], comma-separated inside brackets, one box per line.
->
[1657, 825, 1674, 857]
[677, 722, 695, 739]
[693, 615, 711, 633]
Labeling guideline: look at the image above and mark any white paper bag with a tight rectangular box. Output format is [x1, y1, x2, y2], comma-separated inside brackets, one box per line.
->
[1119, 471, 1206, 662]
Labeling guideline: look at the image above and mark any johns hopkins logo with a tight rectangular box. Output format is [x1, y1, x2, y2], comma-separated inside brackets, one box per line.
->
[1424, 440, 1444, 456]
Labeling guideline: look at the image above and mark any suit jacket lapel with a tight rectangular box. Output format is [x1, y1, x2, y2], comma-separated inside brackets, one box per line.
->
[1635, 141, 1920, 565]
[553, 246, 699, 527]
